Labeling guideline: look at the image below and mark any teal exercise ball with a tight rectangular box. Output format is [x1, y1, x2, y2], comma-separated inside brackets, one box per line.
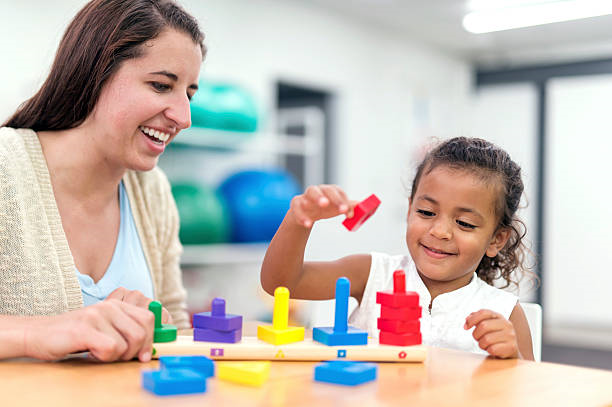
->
[217, 169, 302, 243]
[190, 81, 258, 132]
[171, 182, 231, 245]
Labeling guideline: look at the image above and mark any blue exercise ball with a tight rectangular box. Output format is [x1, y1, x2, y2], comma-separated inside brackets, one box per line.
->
[218, 169, 302, 243]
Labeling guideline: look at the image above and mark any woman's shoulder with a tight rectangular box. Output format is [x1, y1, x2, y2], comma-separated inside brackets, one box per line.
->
[125, 166, 171, 196]
[0, 127, 31, 155]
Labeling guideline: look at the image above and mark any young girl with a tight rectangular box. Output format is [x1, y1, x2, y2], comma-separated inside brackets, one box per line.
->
[261, 137, 535, 360]
[0, 0, 203, 362]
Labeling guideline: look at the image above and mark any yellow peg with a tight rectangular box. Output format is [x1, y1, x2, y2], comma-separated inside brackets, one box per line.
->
[272, 287, 289, 330]
[257, 286, 304, 345]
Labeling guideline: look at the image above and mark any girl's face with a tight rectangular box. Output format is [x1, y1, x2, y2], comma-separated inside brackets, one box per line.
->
[406, 165, 510, 292]
[86, 28, 202, 171]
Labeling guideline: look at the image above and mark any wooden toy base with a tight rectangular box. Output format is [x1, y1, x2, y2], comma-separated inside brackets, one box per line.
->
[153, 336, 426, 363]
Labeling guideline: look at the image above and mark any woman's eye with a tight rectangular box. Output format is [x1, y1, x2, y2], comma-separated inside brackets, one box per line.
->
[457, 220, 476, 229]
[417, 209, 435, 217]
[150, 82, 171, 92]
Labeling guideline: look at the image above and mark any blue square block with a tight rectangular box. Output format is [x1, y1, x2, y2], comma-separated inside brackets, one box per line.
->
[159, 355, 215, 378]
[193, 311, 242, 331]
[312, 326, 368, 346]
[142, 368, 207, 396]
[194, 327, 242, 343]
[314, 361, 377, 386]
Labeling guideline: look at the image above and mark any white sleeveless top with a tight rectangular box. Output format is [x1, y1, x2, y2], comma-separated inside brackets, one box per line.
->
[349, 252, 518, 355]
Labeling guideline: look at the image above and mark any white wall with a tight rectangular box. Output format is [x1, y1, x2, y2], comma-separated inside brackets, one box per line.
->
[470, 84, 539, 302]
[0, 0, 473, 320]
[181, 0, 473, 259]
[544, 75, 612, 349]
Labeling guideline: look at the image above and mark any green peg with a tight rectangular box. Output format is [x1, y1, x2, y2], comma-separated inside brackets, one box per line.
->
[148, 300, 177, 343]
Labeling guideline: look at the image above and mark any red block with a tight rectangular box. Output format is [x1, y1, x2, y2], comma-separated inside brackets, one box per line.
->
[380, 306, 422, 321]
[379, 331, 422, 346]
[342, 194, 381, 231]
[376, 291, 419, 308]
[375, 270, 420, 308]
[377, 318, 420, 334]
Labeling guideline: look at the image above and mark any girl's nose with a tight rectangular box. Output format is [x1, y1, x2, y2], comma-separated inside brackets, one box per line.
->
[430, 218, 452, 240]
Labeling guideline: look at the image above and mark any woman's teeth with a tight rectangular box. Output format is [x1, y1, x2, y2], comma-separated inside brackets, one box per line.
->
[140, 126, 170, 143]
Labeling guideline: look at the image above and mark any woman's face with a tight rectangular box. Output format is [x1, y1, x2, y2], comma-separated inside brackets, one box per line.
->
[87, 28, 202, 171]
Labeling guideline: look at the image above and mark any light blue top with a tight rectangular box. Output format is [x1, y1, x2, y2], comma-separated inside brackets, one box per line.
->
[76, 181, 154, 306]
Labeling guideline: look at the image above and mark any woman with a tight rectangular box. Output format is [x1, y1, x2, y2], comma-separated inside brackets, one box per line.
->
[0, 0, 204, 362]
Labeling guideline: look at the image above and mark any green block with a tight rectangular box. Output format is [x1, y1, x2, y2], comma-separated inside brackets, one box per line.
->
[149, 301, 177, 343]
[154, 325, 177, 343]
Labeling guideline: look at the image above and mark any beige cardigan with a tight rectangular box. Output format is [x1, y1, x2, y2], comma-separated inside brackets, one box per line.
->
[0, 128, 189, 328]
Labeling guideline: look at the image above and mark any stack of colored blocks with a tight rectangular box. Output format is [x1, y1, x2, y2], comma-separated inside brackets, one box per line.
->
[193, 298, 243, 343]
[142, 355, 214, 396]
[376, 270, 422, 346]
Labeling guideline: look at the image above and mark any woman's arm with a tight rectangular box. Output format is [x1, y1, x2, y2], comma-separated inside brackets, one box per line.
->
[0, 300, 154, 361]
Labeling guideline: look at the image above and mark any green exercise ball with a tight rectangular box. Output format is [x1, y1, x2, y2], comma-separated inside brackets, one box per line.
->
[171, 182, 231, 245]
[190, 81, 258, 132]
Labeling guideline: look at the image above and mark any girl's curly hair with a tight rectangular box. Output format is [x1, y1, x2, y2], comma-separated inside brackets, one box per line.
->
[410, 137, 537, 290]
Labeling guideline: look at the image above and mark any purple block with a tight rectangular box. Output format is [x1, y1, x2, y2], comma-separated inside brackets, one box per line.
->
[193, 298, 243, 331]
[194, 327, 242, 343]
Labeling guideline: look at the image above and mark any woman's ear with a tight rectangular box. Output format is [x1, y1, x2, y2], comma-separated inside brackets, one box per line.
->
[486, 227, 511, 257]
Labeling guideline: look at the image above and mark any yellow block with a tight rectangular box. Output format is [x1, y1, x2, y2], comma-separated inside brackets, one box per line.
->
[257, 324, 305, 345]
[257, 286, 306, 345]
[217, 361, 271, 387]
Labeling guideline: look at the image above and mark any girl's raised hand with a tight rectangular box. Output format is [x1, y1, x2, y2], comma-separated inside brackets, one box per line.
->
[464, 309, 520, 359]
[290, 184, 355, 228]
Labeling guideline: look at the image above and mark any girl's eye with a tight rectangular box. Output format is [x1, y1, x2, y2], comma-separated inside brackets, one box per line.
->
[417, 209, 435, 217]
[150, 82, 171, 92]
[457, 220, 476, 229]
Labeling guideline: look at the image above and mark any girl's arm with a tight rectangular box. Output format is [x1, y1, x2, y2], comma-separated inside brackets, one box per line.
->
[464, 303, 535, 360]
[260, 185, 372, 302]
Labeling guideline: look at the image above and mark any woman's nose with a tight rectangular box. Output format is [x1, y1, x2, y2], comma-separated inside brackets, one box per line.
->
[165, 95, 192, 130]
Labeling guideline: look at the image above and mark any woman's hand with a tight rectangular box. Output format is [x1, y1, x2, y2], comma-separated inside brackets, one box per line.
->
[23, 300, 155, 362]
[290, 184, 356, 228]
[106, 287, 171, 324]
[464, 309, 520, 359]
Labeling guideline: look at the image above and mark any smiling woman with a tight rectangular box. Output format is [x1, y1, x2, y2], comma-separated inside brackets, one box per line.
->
[0, 0, 205, 362]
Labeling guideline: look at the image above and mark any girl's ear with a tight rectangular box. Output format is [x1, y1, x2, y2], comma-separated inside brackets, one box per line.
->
[486, 227, 511, 257]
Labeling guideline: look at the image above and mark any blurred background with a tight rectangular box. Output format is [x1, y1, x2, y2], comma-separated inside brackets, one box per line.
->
[1, 0, 610, 368]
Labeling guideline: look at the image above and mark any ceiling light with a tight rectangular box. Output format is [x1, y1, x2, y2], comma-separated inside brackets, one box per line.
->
[463, 0, 612, 34]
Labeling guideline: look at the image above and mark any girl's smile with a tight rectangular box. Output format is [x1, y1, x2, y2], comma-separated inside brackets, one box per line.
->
[406, 165, 509, 294]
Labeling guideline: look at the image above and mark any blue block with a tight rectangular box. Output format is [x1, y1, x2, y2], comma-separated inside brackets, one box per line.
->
[159, 355, 215, 378]
[194, 327, 242, 343]
[314, 361, 377, 386]
[313, 326, 368, 346]
[142, 368, 207, 396]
